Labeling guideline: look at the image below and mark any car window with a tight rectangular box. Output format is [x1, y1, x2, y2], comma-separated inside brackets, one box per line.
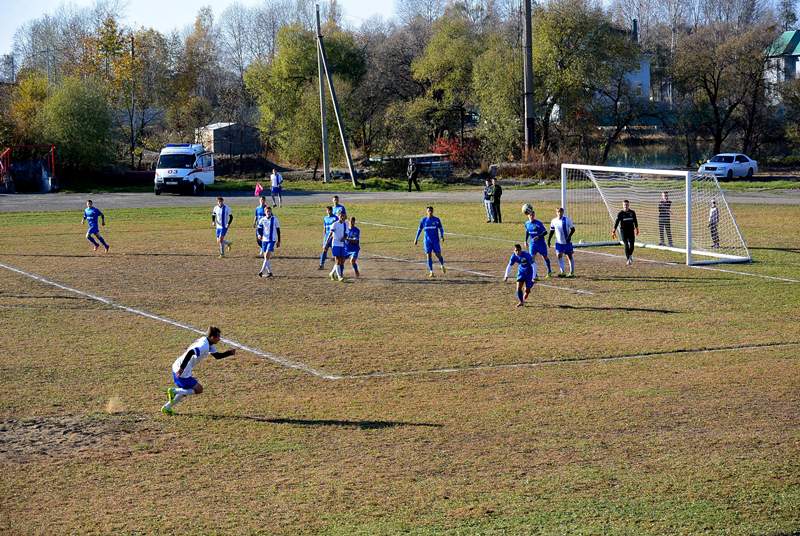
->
[735, 155, 748, 163]
[710, 155, 734, 163]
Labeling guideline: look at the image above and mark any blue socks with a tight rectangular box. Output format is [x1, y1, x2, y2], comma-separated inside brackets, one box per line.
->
[517, 290, 524, 302]
[87, 236, 99, 246]
[320, 250, 328, 267]
[337, 264, 344, 278]
[427, 257, 433, 271]
[545, 257, 552, 273]
[97, 235, 108, 248]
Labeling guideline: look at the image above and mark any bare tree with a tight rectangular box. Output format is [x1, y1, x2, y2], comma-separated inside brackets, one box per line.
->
[395, 0, 446, 25]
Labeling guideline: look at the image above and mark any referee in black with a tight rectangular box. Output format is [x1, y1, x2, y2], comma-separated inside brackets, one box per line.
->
[612, 199, 639, 265]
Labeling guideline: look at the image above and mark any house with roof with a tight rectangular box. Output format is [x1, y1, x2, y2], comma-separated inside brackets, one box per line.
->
[766, 30, 800, 104]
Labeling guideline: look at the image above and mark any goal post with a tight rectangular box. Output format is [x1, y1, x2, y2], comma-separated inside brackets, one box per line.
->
[561, 163, 751, 265]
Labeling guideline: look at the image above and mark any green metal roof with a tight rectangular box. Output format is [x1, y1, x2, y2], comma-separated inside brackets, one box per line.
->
[768, 31, 800, 57]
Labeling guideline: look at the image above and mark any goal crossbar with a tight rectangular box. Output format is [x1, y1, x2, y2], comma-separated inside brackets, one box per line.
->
[561, 163, 751, 266]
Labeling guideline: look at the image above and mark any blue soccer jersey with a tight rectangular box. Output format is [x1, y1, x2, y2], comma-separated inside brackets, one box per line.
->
[415, 216, 444, 244]
[332, 204, 346, 217]
[323, 215, 338, 236]
[255, 205, 266, 220]
[83, 207, 103, 230]
[525, 219, 547, 243]
[345, 225, 360, 252]
[508, 251, 534, 280]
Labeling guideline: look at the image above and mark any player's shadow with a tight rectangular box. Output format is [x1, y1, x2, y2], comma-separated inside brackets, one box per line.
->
[374, 277, 493, 285]
[553, 304, 679, 314]
[188, 414, 442, 429]
[748, 247, 800, 255]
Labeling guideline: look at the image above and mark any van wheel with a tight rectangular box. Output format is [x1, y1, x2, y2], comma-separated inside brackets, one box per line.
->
[154, 187, 161, 195]
[746, 167, 753, 178]
[191, 180, 201, 196]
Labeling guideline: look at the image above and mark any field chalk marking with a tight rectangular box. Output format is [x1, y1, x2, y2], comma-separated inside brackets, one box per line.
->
[0, 261, 342, 380]
[339, 340, 800, 379]
[366, 253, 594, 296]
[360, 220, 799, 284]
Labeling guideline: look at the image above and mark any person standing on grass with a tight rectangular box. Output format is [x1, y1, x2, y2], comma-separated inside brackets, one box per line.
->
[161, 326, 237, 415]
[253, 196, 268, 253]
[407, 158, 421, 192]
[524, 209, 552, 279]
[492, 177, 503, 223]
[612, 199, 639, 266]
[327, 211, 348, 281]
[345, 215, 361, 278]
[709, 199, 720, 248]
[332, 195, 346, 218]
[414, 206, 447, 278]
[548, 207, 576, 278]
[658, 191, 673, 247]
[318, 206, 338, 270]
[212, 196, 233, 258]
[504, 244, 535, 307]
[256, 205, 281, 278]
[483, 178, 496, 223]
[82, 200, 110, 253]
[270, 168, 283, 208]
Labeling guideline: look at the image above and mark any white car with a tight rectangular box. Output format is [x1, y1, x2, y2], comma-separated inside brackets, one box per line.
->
[698, 153, 758, 179]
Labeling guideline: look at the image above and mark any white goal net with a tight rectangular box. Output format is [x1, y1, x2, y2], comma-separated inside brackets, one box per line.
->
[561, 164, 750, 265]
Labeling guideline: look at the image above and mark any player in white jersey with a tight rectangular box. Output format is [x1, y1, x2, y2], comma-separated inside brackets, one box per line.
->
[256, 205, 281, 277]
[212, 197, 233, 258]
[327, 211, 348, 281]
[547, 207, 576, 277]
[270, 168, 283, 207]
[161, 326, 237, 415]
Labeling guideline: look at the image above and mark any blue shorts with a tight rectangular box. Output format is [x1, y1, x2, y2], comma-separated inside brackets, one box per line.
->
[346, 247, 360, 260]
[529, 240, 548, 257]
[517, 271, 534, 289]
[555, 242, 573, 255]
[173, 372, 198, 389]
[424, 241, 441, 255]
[332, 245, 346, 258]
[216, 227, 228, 238]
[87, 226, 99, 235]
[261, 241, 275, 253]
[271, 186, 282, 194]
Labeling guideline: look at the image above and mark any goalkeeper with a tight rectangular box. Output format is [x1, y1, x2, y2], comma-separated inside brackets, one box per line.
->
[612, 199, 639, 265]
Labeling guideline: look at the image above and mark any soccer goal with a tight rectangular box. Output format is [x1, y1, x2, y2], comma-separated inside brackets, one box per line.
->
[561, 163, 750, 265]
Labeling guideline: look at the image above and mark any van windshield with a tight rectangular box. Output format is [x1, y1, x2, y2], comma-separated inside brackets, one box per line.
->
[157, 154, 195, 169]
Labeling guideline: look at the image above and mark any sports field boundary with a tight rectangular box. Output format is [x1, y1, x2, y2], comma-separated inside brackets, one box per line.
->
[360, 220, 800, 284]
[0, 261, 343, 381]
[2, 260, 796, 382]
[338, 340, 800, 379]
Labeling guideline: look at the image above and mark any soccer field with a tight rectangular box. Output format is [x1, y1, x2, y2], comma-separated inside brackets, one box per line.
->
[1, 198, 799, 534]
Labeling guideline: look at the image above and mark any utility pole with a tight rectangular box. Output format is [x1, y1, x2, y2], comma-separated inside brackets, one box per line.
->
[130, 34, 136, 169]
[316, 4, 359, 188]
[522, 0, 536, 156]
[316, 5, 331, 183]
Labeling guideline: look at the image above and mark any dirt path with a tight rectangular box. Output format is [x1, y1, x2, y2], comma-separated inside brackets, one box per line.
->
[2, 188, 799, 213]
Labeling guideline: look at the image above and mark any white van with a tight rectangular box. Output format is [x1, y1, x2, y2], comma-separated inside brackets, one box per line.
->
[154, 143, 214, 195]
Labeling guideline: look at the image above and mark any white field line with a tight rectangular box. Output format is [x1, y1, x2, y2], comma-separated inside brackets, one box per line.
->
[360, 220, 800, 284]
[366, 253, 593, 295]
[339, 341, 800, 379]
[0, 261, 342, 380]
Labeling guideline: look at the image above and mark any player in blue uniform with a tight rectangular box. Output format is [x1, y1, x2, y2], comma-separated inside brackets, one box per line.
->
[524, 210, 552, 279]
[252, 196, 268, 253]
[331, 195, 346, 217]
[503, 244, 535, 307]
[414, 206, 446, 277]
[318, 206, 338, 269]
[82, 200, 109, 252]
[345, 216, 361, 277]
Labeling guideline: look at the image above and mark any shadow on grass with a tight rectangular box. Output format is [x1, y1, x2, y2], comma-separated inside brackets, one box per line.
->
[748, 247, 800, 255]
[186, 414, 443, 429]
[554, 304, 679, 314]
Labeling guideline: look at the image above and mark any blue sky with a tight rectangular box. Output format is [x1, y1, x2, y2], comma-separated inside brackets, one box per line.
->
[0, 0, 397, 55]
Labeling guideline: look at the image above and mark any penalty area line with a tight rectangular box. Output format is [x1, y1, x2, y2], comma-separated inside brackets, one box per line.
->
[338, 340, 800, 379]
[0, 261, 342, 381]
